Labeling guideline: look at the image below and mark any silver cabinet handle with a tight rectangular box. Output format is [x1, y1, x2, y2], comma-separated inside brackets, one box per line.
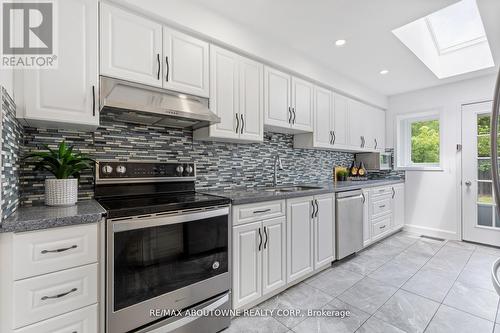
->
[235, 113, 240, 133]
[379, 225, 386, 229]
[263, 226, 268, 249]
[314, 199, 319, 218]
[41, 244, 77, 254]
[311, 200, 316, 218]
[41, 288, 77, 301]
[379, 205, 386, 208]
[374, 138, 378, 149]
[329, 131, 333, 144]
[288, 107, 293, 124]
[253, 209, 271, 214]
[332, 130, 336, 145]
[156, 53, 160, 80]
[292, 108, 296, 124]
[361, 193, 365, 203]
[165, 56, 170, 82]
[240, 114, 245, 134]
[258, 228, 262, 251]
[392, 187, 395, 198]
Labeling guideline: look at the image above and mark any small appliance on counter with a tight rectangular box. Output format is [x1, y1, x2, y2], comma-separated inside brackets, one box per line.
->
[355, 152, 392, 171]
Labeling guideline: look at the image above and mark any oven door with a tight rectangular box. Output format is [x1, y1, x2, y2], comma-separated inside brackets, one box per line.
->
[106, 206, 230, 333]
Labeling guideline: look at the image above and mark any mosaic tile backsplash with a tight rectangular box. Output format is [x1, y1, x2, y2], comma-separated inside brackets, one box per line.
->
[20, 109, 355, 205]
[1, 87, 22, 219]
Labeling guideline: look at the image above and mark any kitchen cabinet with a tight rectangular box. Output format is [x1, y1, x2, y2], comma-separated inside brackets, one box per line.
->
[100, 3, 163, 88]
[313, 194, 335, 269]
[392, 184, 405, 228]
[348, 99, 366, 150]
[333, 93, 350, 148]
[348, 100, 386, 152]
[18, 0, 99, 130]
[163, 27, 209, 97]
[262, 217, 287, 295]
[362, 189, 371, 247]
[194, 46, 263, 142]
[264, 67, 313, 133]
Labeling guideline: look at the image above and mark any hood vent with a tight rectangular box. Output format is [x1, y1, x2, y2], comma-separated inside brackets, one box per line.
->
[99, 77, 220, 129]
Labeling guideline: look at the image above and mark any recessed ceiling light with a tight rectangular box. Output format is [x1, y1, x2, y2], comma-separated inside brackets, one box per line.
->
[380, 69, 389, 75]
[335, 39, 346, 47]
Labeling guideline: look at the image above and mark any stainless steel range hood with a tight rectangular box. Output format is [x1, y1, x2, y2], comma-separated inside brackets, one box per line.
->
[99, 76, 219, 129]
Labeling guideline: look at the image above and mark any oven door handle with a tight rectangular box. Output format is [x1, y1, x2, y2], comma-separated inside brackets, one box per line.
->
[111, 207, 229, 232]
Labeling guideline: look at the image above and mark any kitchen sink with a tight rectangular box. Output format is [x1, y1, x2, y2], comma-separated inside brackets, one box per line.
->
[264, 185, 322, 193]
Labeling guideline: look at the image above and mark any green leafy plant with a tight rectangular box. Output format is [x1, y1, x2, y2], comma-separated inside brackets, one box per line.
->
[24, 141, 94, 179]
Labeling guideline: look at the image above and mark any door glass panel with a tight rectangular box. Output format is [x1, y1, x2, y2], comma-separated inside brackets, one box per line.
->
[478, 181, 493, 204]
[478, 159, 492, 180]
[478, 114, 490, 135]
[478, 204, 493, 227]
[495, 209, 500, 228]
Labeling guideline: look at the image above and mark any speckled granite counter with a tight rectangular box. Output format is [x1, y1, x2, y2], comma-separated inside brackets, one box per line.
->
[202, 179, 405, 205]
[0, 200, 106, 233]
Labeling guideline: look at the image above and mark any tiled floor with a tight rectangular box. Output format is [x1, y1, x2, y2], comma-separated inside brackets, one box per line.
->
[223, 231, 500, 333]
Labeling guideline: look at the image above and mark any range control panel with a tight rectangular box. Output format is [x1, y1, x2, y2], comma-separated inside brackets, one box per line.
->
[96, 161, 195, 182]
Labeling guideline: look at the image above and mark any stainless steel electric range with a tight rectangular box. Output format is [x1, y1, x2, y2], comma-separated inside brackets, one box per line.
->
[95, 161, 231, 333]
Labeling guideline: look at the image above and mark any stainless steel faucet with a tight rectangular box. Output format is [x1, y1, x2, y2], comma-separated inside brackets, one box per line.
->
[273, 154, 284, 187]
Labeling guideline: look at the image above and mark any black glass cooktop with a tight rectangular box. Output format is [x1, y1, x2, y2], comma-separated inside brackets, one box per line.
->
[97, 192, 230, 219]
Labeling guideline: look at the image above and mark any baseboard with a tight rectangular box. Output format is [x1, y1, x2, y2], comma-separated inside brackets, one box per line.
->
[403, 224, 458, 240]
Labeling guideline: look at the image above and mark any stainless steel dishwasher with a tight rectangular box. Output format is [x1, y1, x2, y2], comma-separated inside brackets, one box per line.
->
[336, 190, 364, 260]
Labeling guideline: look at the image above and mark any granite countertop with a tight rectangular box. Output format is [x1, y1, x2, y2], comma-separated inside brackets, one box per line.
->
[0, 200, 106, 233]
[202, 179, 405, 205]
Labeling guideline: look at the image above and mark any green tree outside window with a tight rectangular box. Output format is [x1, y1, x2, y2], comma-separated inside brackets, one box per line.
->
[411, 120, 440, 163]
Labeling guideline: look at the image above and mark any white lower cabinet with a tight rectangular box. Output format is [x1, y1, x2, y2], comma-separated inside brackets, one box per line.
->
[262, 217, 287, 295]
[393, 184, 405, 228]
[362, 189, 371, 247]
[313, 194, 335, 269]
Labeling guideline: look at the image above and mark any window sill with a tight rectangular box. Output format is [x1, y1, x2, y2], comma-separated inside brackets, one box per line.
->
[396, 166, 444, 172]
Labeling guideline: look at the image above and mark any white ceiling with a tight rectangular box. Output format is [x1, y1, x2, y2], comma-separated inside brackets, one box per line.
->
[181, 0, 500, 96]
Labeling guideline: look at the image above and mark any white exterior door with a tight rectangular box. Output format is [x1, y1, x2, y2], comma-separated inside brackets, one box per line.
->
[333, 93, 349, 148]
[232, 222, 262, 309]
[392, 184, 405, 228]
[208, 46, 239, 140]
[239, 57, 264, 142]
[264, 67, 291, 128]
[262, 217, 286, 295]
[314, 86, 334, 148]
[291, 77, 313, 132]
[22, 0, 99, 129]
[163, 27, 209, 97]
[100, 3, 162, 87]
[286, 197, 314, 283]
[314, 194, 335, 269]
[462, 101, 500, 246]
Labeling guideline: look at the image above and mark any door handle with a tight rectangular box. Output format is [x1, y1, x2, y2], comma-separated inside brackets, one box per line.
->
[361, 192, 365, 203]
[165, 56, 170, 82]
[253, 209, 271, 214]
[92, 85, 96, 116]
[156, 53, 160, 80]
[258, 227, 262, 251]
[360, 136, 364, 148]
[264, 226, 268, 249]
[240, 114, 244, 134]
[329, 131, 333, 144]
[235, 113, 240, 133]
[465, 181, 472, 186]
[392, 187, 395, 198]
[314, 199, 319, 218]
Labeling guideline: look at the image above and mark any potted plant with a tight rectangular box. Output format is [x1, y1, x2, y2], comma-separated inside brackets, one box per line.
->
[24, 141, 94, 206]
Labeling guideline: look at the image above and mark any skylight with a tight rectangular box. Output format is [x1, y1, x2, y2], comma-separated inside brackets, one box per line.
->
[392, 0, 494, 79]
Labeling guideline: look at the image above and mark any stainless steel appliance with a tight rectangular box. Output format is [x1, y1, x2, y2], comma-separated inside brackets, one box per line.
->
[99, 76, 220, 129]
[355, 152, 392, 171]
[335, 190, 364, 259]
[95, 161, 231, 333]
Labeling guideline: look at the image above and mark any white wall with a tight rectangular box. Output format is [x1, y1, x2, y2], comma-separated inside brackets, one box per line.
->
[387, 74, 497, 239]
[115, 0, 387, 109]
[0, 68, 14, 98]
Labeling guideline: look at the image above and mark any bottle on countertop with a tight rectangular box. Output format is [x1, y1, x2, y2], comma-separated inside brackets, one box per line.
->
[349, 161, 358, 177]
[358, 162, 366, 177]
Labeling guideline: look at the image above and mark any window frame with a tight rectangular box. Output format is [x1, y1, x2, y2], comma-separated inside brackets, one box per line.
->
[396, 109, 444, 171]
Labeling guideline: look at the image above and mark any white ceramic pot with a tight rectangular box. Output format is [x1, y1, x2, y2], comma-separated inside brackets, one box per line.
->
[45, 178, 78, 206]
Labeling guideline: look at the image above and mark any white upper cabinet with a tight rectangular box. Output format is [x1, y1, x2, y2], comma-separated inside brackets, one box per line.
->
[264, 67, 291, 129]
[333, 93, 349, 148]
[100, 3, 162, 87]
[194, 45, 263, 143]
[314, 86, 334, 148]
[348, 99, 366, 150]
[19, 0, 99, 130]
[291, 77, 314, 132]
[163, 27, 209, 97]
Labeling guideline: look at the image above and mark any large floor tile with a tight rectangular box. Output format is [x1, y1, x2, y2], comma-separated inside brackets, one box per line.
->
[258, 282, 333, 329]
[291, 298, 369, 333]
[374, 289, 439, 333]
[392, 249, 432, 270]
[356, 316, 405, 333]
[458, 266, 495, 291]
[445, 240, 477, 251]
[443, 280, 499, 321]
[475, 244, 500, 256]
[425, 304, 494, 333]
[405, 240, 442, 257]
[464, 251, 499, 273]
[423, 253, 470, 279]
[496, 324, 500, 333]
[336, 252, 388, 276]
[338, 277, 397, 314]
[402, 266, 456, 302]
[368, 259, 419, 287]
[224, 316, 288, 333]
[306, 267, 363, 297]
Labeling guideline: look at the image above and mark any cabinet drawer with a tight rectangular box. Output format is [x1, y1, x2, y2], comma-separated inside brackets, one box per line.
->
[233, 200, 285, 225]
[13, 263, 98, 329]
[370, 186, 393, 198]
[370, 197, 392, 219]
[372, 216, 392, 238]
[15, 304, 98, 333]
[14, 223, 98, 280]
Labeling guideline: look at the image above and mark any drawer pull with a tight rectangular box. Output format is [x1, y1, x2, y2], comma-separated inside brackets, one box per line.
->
[253, 209, 271, 214]
[379, 205, 386, 208]
[41, 287, 77, 301]
[41, 245, 77, 254]
[379, 225, 386, 229]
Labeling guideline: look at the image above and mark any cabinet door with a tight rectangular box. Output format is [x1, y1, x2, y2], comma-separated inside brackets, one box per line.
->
[208, 46, 240, 140]
[239, 57, 264, 141]
[392, 184, 405, 228]
[264, 67, 291, 129]
[362, 189, 371, 247]
[292, 77, 313, 132]
[374, 108, 386, 151]
[287, 197, 314, 283]
[232, 222, 262, 309]
[163, 27, 209, 97]
[100, 3, 162, 87]
[333, 93, 349, 147]
[314, 86, 334, 148]
[22, 0, 98, 129]
[262, 217, 286, 295]
[314, 194, 335, 269]
[348, 99, 366, 149]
